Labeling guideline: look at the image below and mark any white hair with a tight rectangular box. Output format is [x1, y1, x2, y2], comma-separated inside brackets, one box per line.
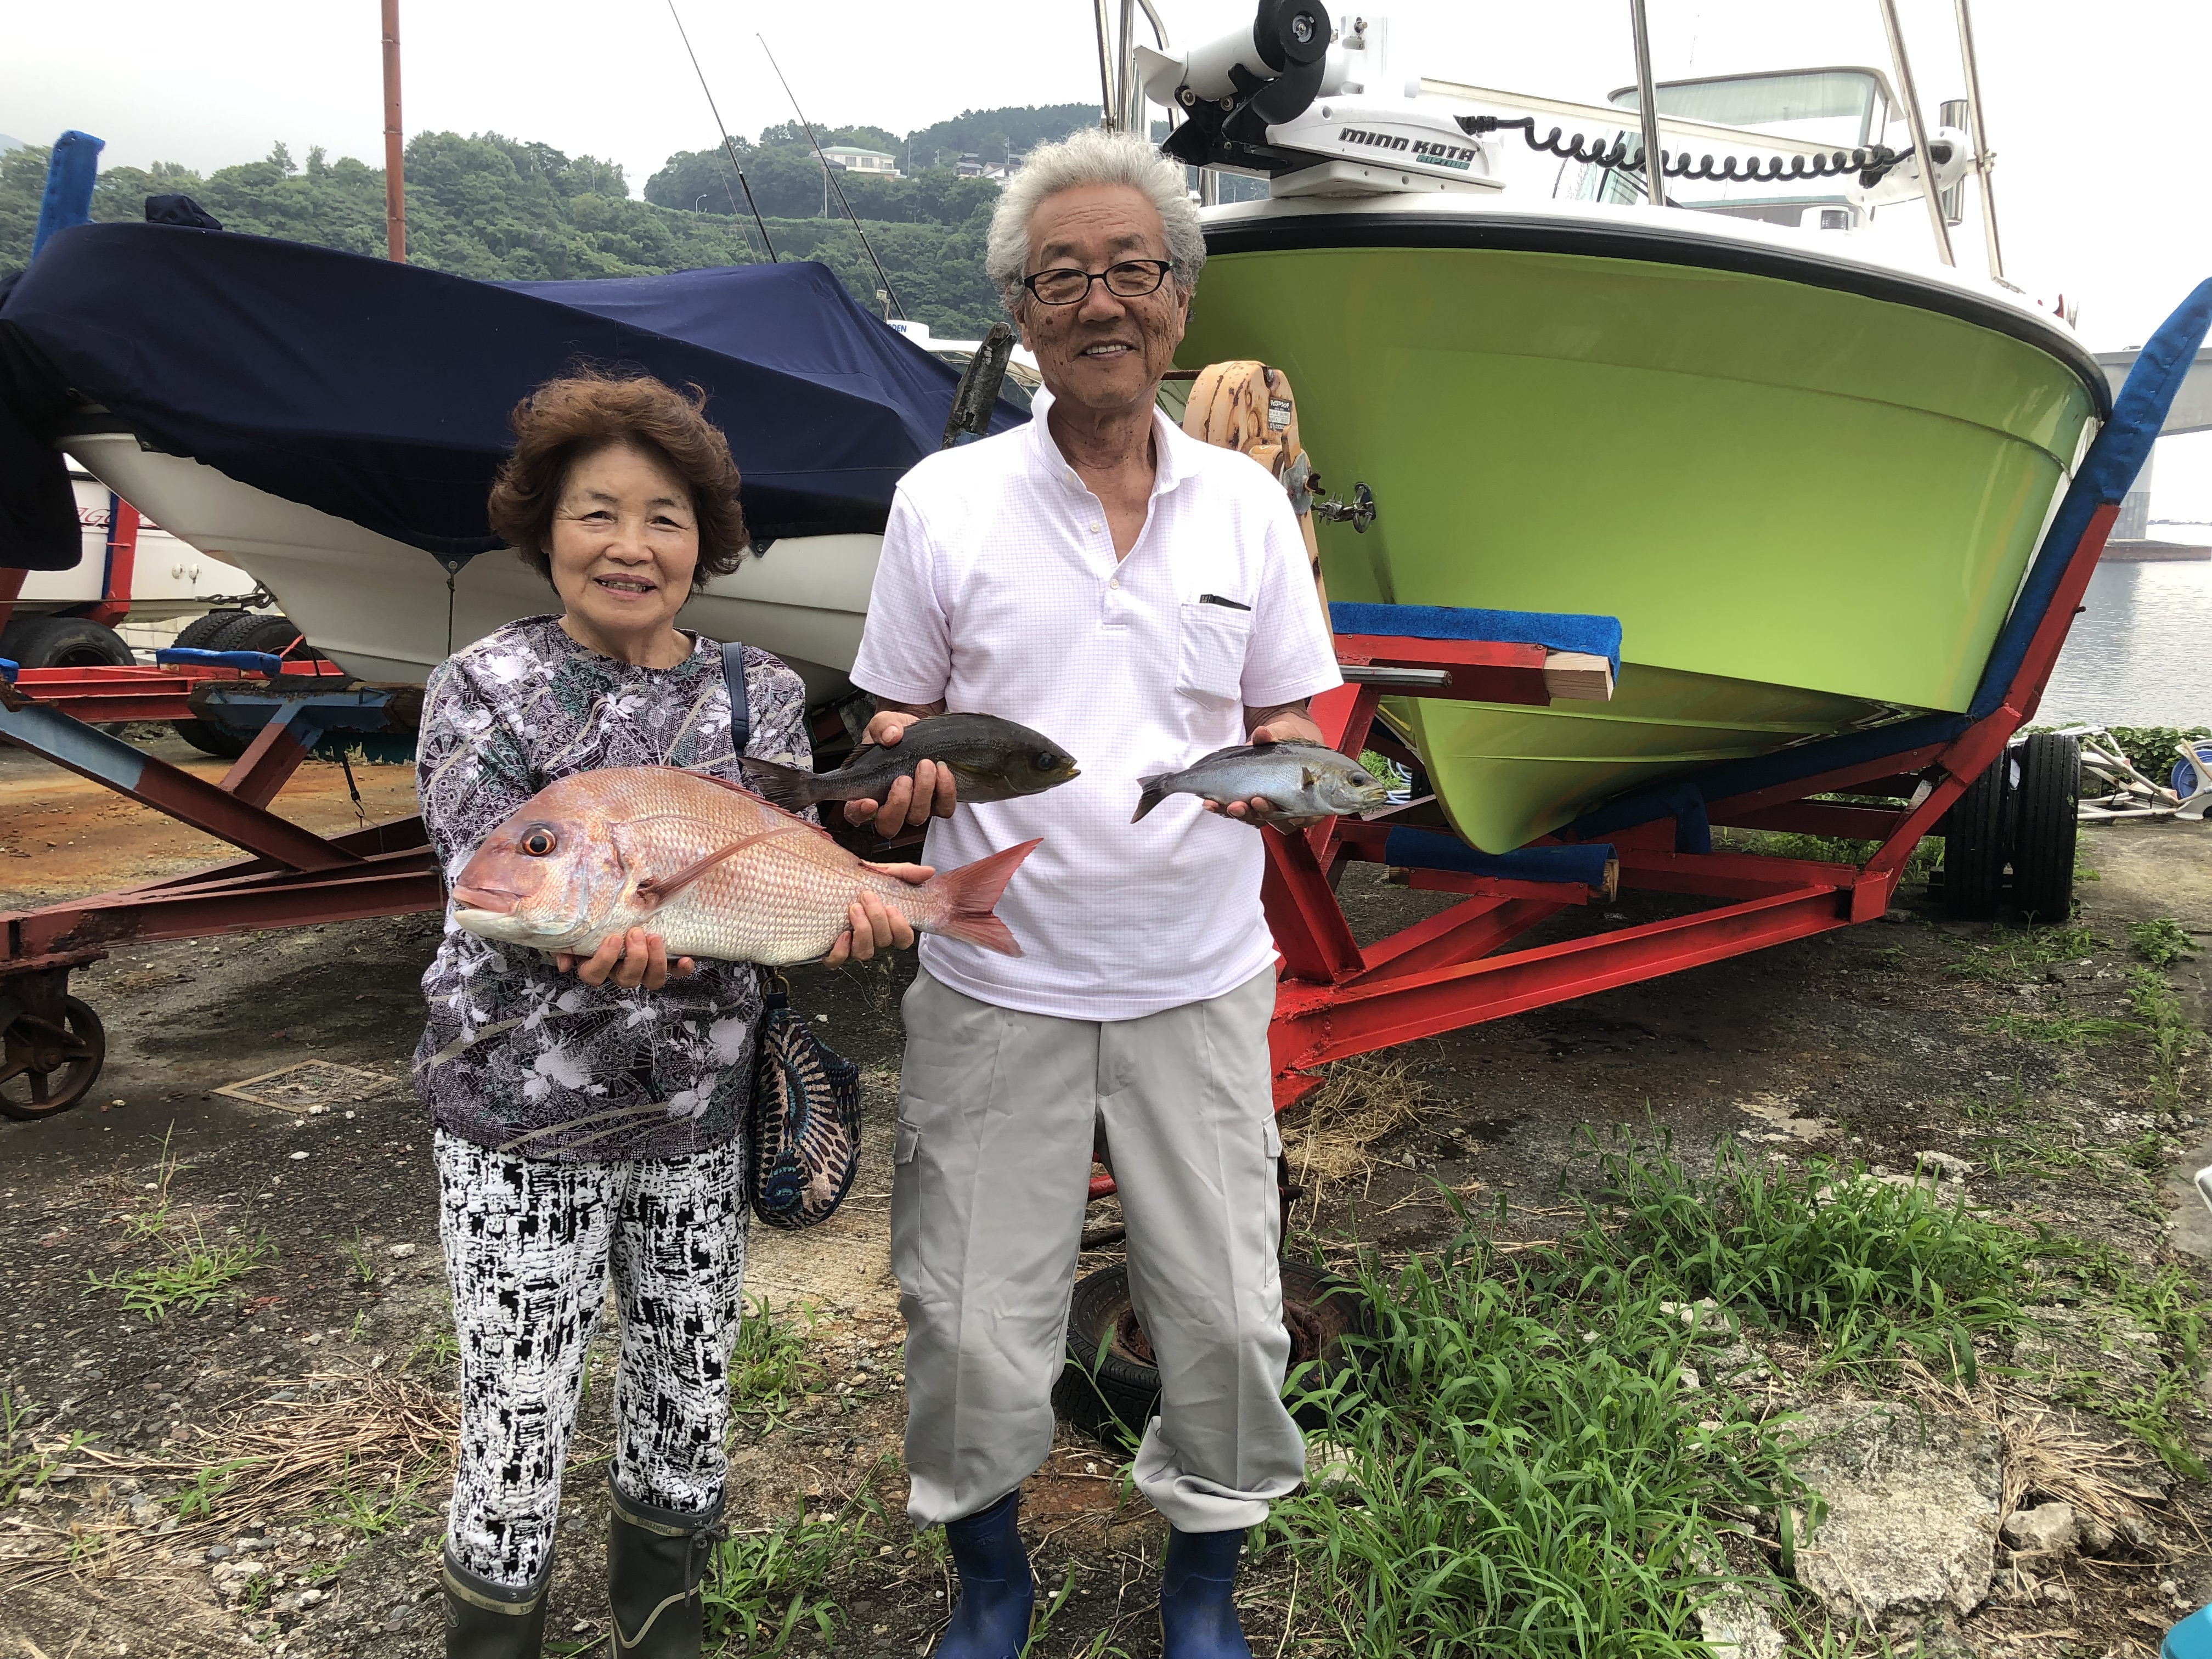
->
[984, 128, 1205, 313]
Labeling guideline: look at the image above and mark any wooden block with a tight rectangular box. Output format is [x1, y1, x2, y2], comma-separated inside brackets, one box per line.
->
[1543, 651, 1615, 702]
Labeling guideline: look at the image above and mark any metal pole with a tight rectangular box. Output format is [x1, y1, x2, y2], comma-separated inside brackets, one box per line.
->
[1118, 0, 1141, 133]
[1951, 0, 2006, 283]
[380, 0, 405, 262]
[1627, 0, 1668, 209]
[1093, 0, 1118, 128]
[1876, 0, 1955, 267]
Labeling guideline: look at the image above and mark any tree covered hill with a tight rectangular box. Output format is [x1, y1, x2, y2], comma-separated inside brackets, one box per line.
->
[0, 103, 1101, 337]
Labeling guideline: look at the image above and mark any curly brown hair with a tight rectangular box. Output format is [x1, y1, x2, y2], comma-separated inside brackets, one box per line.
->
[487, 370, 749, 588]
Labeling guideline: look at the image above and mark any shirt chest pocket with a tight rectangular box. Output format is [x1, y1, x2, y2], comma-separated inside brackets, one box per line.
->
[1175, 602, 1251, 707]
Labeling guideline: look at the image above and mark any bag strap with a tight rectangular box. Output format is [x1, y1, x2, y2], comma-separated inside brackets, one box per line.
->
[720, 639, 749, 757]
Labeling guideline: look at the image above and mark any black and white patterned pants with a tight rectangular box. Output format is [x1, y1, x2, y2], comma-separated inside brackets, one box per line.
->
[435, 1130, 748, 1587]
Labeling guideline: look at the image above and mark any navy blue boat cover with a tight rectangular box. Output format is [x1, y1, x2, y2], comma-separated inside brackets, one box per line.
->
[0, 222, 1025, 571]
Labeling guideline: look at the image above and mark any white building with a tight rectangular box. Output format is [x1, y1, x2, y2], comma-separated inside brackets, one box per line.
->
[821, 144, 900, 179]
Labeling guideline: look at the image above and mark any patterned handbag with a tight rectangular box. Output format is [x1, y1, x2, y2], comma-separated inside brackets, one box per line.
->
[747, 971, 864, 1231]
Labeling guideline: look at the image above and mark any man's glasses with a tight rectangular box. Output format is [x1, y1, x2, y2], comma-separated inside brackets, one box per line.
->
[1021, 259, 1175, 306]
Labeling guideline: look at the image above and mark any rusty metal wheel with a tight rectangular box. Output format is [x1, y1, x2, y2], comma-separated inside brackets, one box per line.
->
[0, 995, 107, 1120]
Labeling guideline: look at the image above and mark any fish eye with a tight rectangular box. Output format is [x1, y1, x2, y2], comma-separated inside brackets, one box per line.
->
[1037, 751, 1062, 771]
[520, 827, 558, 856]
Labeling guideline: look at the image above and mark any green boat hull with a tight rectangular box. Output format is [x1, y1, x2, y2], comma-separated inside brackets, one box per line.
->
[1180, 232, 2102, 851]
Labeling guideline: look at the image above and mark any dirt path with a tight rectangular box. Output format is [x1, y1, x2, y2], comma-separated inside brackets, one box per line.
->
[1, 743, 2207, 1656]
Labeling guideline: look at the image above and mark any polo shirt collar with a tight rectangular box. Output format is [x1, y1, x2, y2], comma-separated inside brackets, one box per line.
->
[1026, 385, 1193, 499]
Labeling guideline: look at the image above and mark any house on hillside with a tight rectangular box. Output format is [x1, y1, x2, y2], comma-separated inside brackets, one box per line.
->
[822, 144, 899, 179]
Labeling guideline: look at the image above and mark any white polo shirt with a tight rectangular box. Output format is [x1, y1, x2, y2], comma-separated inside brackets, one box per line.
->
[850, 391, 1341, 1020]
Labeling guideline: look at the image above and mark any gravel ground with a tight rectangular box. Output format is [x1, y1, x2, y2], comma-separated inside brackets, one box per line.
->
[1, 757, 2207, 1656]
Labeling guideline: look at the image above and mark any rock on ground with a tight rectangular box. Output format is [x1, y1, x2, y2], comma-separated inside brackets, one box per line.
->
[2001, 1500, 2079, 1555]
[1791, 1401, 2002, 1626]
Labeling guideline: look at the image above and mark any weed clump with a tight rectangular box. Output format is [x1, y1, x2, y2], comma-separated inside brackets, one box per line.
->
[2130, 917, 2199, 969]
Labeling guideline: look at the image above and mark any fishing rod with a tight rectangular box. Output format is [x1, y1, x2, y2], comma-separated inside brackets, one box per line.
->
[758, 35, 906, 320]
[664, 0, 777, 262]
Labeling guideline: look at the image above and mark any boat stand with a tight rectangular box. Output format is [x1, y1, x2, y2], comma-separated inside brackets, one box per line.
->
[0, 656, 439, 1117]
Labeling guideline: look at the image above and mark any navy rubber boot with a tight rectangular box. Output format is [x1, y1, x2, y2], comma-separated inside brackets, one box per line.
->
[1158, 1526, 1251, 1658]
[938, 1489, 1035, 1658]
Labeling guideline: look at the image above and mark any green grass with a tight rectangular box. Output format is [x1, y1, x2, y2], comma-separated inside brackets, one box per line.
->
[2128, 965, 2200, 1109]
[319, 1466, 437, 1538]
[0, 1390, 89, 1507]
[2129, 919, 2198, 969]
[1256, 1137, 2081, 1654]
[730, 1299, 821, 1420]
[86, 1225, 275, 1319]
[1716, 827, 1940, 884]
[1946, 922, 2105, 983]
[1576, 1136, 2059, 1382]
[703, 1467, 889, 1655]
[1983, 1011, 2140, 1047]
[168, 1457, 261, 1522]
[404, 1323, 461, 1374]
[340, 1228, 376, 1288]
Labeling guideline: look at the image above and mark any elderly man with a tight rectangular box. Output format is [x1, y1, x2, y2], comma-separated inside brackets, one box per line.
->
[847, 128, 1339, 1658]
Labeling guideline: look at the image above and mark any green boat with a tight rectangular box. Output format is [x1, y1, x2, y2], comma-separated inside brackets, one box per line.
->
[1152, 37, 2111, 851]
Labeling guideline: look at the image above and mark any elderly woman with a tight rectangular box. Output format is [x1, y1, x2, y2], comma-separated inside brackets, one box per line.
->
[414, 371, 916, 1659]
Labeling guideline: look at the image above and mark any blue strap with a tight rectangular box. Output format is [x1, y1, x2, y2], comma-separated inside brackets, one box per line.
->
[1381, 829, 1615, 889]
[155, 646, 285, 675]
[1329, 601, 1623, 675]
[720, 640, 749, 756]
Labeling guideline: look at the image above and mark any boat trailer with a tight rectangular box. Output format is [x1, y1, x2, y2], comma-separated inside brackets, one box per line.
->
[3, 281, 2205, 1126]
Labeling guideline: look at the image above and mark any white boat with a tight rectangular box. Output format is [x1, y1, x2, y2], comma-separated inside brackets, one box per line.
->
[1, 461, 255, 667]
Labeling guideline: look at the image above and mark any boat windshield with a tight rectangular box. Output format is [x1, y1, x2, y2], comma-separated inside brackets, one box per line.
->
[1575, 67, 1889, 228]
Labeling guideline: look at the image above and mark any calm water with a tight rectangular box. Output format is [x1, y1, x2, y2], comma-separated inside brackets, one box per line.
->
[2039, 558, 2212, 729]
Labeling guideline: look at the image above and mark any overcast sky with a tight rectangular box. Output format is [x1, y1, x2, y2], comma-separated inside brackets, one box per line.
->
[7, 0, 2210, 515]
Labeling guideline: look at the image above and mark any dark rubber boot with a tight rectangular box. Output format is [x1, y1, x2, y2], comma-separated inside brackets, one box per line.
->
[607, 1477, 723, 1658]
[1158, 1526, 1252, 1659]
[442, 1545, 552, 1659]
[939, 1489, 1035, 1658]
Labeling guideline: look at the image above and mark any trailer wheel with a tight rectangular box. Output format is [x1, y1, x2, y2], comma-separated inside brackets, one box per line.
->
[170, 610, 317, 758]
[2010, 732, 2080, 923]
[0, 614, 135, 670]
[1942, 751, 2010, 919]
[1052, 1259, 1374, 1449]
[0, 995, 106, 1121]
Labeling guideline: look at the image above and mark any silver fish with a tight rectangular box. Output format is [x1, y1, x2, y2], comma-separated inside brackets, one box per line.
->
[1131, 740, 1391, 825]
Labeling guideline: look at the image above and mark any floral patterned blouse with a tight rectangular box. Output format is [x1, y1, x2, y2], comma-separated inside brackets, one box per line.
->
[411, 614, 811, 1163]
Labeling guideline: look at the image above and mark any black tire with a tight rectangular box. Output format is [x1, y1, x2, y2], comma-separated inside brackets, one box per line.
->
[2010, 732, 2080, 923]
[169, 610, 318, 758]
[1942, 750, 2010, 919]
[0, 995, 107, 1121]
[1052, 1259, 1375, 1448]
[0, 614, 134, 670]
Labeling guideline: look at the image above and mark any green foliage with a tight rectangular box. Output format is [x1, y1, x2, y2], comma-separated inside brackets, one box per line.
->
[1578, 1136, 2056, 1379]
[2102, 725, 2212, 780]
[1263, 1210, 1803, 1654]
[703, 1470, 888, 1654]
[1, 1391, 90, 1507]
[1983, 1011, 2140, 1047]
[2128, 964, 2198, 1107]
[0, 127, 1012, 336]
[1714, 827, 1940, 884]
[1946, 922, 2104, 981]
[901, 104, 1101, 169]
[86, 1224, 275, 1319]
[730, 1298, 821, 1419]
[2131, 918, 2200, 969]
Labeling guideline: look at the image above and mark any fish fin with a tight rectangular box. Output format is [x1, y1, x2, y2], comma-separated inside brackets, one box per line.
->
[1131, 772, 1173, 823]
[1301, 765, 1319, 788]
[924, 838, 1041, 956]
[635, 827, 799, 907]
[736, 755, 822, 812]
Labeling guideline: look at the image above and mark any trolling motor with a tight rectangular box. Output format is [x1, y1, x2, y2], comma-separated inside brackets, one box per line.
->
[1139, 4, 1504, 197]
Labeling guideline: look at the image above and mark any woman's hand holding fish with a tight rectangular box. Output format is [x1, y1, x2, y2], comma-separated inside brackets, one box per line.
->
[555, 927, 696, 989]
[843, 709, 960, 838]
[824, 863, 934, 965]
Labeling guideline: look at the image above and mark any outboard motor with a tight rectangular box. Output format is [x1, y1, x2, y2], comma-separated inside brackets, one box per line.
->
[1139, 5, 1503, 198]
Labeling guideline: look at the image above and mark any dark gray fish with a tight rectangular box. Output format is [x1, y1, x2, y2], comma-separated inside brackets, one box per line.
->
[740, 712, 1080, 812]
[1132, 740, 1391, 824]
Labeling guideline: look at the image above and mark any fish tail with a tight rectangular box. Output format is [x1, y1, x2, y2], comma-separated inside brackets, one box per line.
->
[922, 838, 1041, 957]
[737, 756, 822, 811]
[1130, 773, 1173, 823]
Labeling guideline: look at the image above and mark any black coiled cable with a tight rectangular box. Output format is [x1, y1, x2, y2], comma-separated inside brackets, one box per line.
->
[1456, 114, 1906, 187]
